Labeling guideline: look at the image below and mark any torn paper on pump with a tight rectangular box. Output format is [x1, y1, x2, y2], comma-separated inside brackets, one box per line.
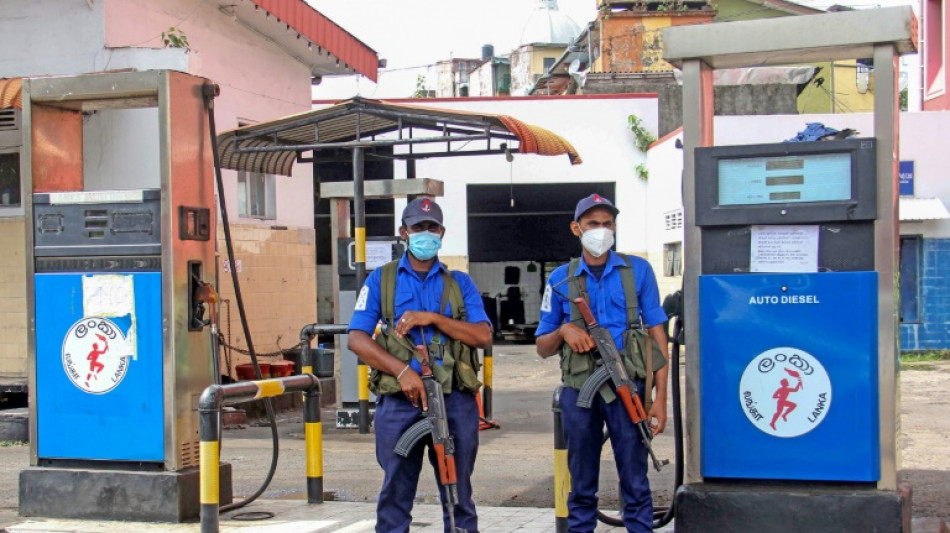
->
[82, 274, 138, 360]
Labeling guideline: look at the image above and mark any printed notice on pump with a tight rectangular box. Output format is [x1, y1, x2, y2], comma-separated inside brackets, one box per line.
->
[750, 225, 819, 272]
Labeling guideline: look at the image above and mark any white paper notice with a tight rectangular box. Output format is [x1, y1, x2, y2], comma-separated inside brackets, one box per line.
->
[365, 241, 394, 270]
[750, 225, 819, 273]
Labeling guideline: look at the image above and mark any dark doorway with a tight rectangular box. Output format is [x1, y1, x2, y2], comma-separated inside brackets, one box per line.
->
[466, 182, 616, 263]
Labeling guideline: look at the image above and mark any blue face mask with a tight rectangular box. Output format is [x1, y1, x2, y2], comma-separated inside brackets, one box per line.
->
[407, 231, 442, 261]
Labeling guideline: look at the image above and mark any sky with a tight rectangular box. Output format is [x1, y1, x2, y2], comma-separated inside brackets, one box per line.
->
[307, 0, 920, 100]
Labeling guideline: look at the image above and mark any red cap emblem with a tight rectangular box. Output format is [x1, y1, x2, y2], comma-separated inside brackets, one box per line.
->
[593, 194, 604, 203]
[421, 199, 431, 212]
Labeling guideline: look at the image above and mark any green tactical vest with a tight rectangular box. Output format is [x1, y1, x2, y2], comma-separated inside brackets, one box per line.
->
[558, 254, 667, 404]
[369, 260, 482, 396]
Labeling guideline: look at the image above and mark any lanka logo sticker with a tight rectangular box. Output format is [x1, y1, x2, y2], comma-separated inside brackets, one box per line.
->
[62, 317, 134, 394]
[739, 347, 832, 438]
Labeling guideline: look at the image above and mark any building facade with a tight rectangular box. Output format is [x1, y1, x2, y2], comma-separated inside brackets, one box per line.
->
[0, 0, 376, 385]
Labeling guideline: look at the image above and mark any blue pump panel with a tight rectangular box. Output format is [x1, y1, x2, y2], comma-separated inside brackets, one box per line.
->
[35, 272, 164, 462]
[699, 272, 879, 481]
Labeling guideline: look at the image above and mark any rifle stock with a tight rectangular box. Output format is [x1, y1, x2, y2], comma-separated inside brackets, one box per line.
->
[571, 297, 668, 472]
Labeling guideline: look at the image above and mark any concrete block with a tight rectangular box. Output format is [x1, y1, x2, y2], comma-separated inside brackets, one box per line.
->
[674, 482, 912, 533]
[0, 407, 28, 442]
[19, 463, 233, 522]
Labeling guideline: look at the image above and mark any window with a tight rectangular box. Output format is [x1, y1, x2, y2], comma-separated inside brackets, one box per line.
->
[543, 57, 556, 71]
[664, 242, 682, 277]
[899, 235, 921, 323]
[238, 171, 276, 220]
[0, 152, 20, 208]
[664, 210, 683, 230]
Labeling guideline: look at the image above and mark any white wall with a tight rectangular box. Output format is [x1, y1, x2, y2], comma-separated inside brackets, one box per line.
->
[367, 95, 660, 257]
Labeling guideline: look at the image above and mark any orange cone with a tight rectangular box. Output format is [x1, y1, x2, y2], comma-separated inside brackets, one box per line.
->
[476, 391, 499, 430]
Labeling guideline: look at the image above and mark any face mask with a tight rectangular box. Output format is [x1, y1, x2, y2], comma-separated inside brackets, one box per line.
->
[407, 231, 442, 261]
[580, 227, 614, 258]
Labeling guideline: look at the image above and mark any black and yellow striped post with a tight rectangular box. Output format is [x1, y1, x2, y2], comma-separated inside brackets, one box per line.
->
[482, 345, 494, 420]
[298, 323, 347, 504]
[553, 385, 570, 533]
[199, 387, 223, 533]
[352, 145, 371, 435]
[299, 334, 323, 503]
[199, 374, 322, 533]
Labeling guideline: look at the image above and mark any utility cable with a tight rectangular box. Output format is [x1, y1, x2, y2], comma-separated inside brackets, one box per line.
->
[203, 82, 280, 517]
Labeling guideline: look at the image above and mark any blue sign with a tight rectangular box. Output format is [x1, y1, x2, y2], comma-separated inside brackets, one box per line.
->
[35, 272, 164, 462]
[899, 161, 914, 196]
[699, 272, 879, 482]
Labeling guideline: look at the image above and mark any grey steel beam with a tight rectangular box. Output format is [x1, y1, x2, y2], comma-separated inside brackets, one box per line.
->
[873, 43, 899, 492]
[320, 178, 444, 200]
[662, 6, 917, 69]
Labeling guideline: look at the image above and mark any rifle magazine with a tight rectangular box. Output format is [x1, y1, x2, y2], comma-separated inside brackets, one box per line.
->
[394, 418, 432, 457]
[576, 365, 611, 408]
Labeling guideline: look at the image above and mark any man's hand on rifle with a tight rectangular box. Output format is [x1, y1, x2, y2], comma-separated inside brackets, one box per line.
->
[648, 397, 667, 434]
[558, 323, 597, 353]
[397, 367, 428, 411]
[394, 311, 438, 338]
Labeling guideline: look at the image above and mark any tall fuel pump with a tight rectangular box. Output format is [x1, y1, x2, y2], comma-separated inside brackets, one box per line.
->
[18, 70, 229, 522]
[663, 7, 917, 533]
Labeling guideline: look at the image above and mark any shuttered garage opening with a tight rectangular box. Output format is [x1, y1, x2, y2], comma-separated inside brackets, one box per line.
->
[466, 182, 616, 263]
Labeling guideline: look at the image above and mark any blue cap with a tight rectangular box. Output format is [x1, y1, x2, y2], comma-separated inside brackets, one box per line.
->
[574, 194, 619, 221]
[402, 197, 443, 226]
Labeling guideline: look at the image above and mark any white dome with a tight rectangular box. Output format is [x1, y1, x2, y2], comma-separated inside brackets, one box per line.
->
[520, 0, 581, 46]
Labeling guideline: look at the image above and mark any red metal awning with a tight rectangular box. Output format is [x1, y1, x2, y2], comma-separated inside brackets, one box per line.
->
[219, 0, 379, 82]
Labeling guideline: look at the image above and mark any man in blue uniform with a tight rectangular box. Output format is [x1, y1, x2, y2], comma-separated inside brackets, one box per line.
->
[536, 194, 670, 533]
[348, 197, 492, 533]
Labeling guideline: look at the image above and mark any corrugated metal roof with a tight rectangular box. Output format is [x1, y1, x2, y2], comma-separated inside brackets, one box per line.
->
[216, 97, 581, 176]
[900, 197, 950, 221]
[0, 78, 22, 110]
[248, 0, 378, 82]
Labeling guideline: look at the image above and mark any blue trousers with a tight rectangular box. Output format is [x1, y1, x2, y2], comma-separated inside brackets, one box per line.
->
[374, 390, 479, 533]
[559, 384, 652, 533]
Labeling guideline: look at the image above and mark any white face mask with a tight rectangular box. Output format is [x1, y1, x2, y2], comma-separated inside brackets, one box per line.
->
[580, 227, 614, 257]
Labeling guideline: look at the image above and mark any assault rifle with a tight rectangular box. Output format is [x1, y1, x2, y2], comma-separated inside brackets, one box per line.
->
[572, 296, 668, 472]
[393, 340, 468, 533]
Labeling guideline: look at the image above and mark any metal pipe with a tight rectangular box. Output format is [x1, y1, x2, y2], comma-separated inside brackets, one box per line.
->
[552, 385, 569, 533]
[353, 146, 371, 434]
[198, 374, 322, 533]
[199, 386, 222, 533]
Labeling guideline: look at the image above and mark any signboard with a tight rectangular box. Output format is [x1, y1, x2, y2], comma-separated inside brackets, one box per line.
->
[899, 161, 914, 196]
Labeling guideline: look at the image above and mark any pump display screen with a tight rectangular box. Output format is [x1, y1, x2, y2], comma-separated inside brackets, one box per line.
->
[718, 152, 852, 206]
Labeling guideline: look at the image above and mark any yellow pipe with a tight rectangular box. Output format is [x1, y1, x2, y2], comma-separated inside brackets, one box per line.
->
[200, 440, 220, 505]
[358, 364, 369, 401]
[306, 421, 324, 477]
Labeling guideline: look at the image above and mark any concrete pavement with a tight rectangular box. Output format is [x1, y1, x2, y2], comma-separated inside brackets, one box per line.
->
[3, 499, 675, 532]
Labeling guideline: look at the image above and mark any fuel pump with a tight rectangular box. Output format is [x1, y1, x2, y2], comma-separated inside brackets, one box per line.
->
[662, 8, 917, 532]
[19, 70, 229, 522]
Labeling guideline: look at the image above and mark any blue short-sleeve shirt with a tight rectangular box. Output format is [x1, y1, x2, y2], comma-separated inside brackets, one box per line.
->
[535, 251, 667, 350]
[347, 254, 490, 349]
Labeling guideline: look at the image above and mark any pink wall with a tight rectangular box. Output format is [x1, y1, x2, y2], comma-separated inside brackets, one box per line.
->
[922, 0, 950, 110]
[103, 0, 317, 228]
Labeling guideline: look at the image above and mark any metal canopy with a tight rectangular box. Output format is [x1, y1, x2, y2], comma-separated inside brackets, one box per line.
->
[215, 97, 582, 176]
[662, 6, 918, 69]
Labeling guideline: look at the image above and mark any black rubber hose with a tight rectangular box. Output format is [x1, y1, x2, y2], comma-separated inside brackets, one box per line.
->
[202, 83, 280, 514]
[653, 315, 684, 529]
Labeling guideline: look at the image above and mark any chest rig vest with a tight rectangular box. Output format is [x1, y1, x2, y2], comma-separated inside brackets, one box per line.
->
[369, 260, 482, 396]
[558, 254, 667, 407]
